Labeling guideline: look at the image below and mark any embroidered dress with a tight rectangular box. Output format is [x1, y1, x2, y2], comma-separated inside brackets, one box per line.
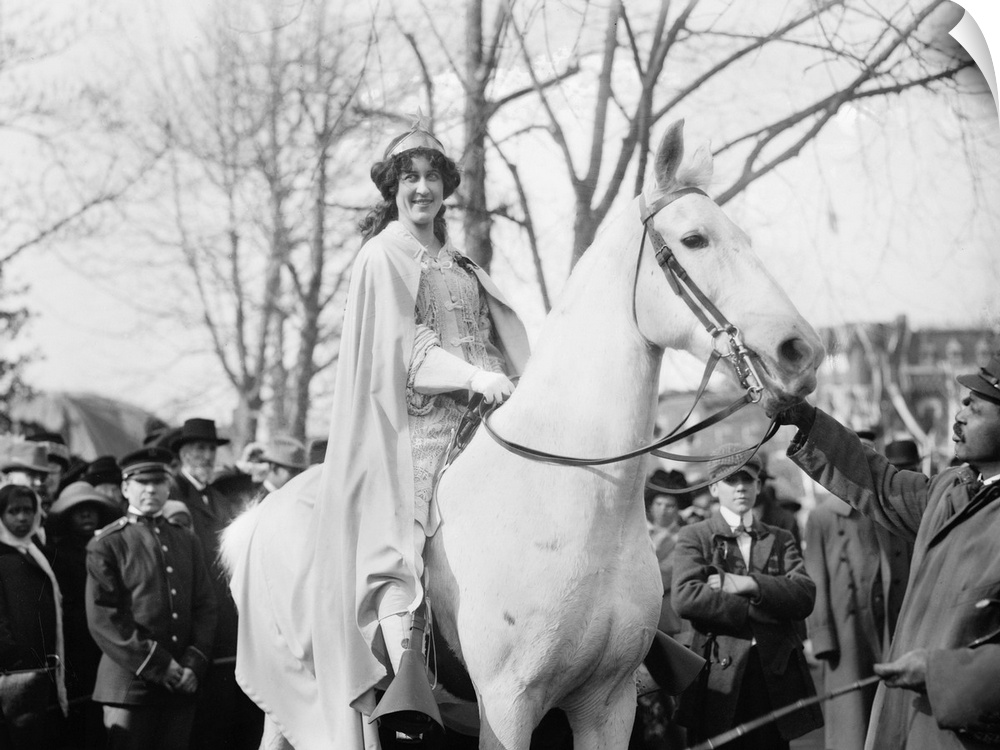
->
[406, 235, 505, 526]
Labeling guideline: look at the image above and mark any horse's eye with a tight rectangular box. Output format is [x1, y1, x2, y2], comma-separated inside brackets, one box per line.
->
[681, 234, 708, 249]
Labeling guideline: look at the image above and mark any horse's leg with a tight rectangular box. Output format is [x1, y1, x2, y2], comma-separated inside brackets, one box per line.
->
[258, 716, 295, 750]
[476, 689, 541, 750]
[564, 679, 638, 750]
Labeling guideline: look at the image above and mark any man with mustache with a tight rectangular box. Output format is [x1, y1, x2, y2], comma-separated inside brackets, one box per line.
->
[777, 352, 1000, 749]
[168, 418, 263, 750]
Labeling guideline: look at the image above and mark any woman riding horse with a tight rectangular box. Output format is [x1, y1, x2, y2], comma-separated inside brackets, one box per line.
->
[314, 125, 530, 747]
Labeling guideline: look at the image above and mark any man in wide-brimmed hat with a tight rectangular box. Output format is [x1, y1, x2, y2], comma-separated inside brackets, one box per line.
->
[27, 431, 72, 505]
[168, 418, 261, 749]
[776, 351, 1000, 749]
[259, 436, 308, 494]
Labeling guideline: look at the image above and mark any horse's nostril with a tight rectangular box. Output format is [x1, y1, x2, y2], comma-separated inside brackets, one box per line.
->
[779, 337, 812, 369]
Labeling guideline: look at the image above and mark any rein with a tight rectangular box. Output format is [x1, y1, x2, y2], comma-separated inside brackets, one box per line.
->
[475, 188, 778, 488]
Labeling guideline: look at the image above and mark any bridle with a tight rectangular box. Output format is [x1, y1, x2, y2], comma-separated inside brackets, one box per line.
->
[476, 187, 779, 493]
[637, 188, 764, 403]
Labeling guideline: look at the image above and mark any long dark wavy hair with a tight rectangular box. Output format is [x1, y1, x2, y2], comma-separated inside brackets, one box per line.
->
[358, 145, 462, 245]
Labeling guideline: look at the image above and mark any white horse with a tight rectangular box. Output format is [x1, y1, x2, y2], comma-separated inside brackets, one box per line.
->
[222, 121, 824, 750]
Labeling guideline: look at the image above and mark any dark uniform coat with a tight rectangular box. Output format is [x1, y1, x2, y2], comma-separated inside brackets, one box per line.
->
[672, 510, 823, 742]
[804, 495, 911, 750]
[790, 409, 1000, 749]
[86, 513, 217, 705]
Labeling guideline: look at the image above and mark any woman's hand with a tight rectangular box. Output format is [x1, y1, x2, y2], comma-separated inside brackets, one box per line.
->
[470, 371, 515, 404]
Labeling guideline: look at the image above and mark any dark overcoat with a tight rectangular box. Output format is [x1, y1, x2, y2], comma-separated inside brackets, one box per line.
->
[50, 535, 103, 698]
[172, 472, 239, 657]
[86, 514, 217, 706]
[0, 542, 58, 671]
[672, 511, 823, 741]
[804, 495, 911, 750]
[790, 409, 1000, 749]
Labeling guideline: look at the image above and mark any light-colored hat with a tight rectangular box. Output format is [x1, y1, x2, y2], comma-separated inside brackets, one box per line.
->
[260, 436, 308, 471]
[708, 444, 764, 481]
[1, 442, 53, 474]
[50, 481, 119, 517]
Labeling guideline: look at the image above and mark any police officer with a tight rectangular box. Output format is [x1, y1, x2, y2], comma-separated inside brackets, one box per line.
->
[85, 447, 217, 750]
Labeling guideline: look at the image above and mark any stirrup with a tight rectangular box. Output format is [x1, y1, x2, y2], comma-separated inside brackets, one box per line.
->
[370, 614, 443, 733]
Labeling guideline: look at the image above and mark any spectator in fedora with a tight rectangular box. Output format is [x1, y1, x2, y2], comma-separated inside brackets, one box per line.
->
[84, 456, 126, 515]
[259, 436, 308, 494]
[49, 481, 122, 749]
[169, 418, 263, 750]
[86, 447, 217, 750]
[885, 439, 921, 472]
[210, 442, 268, 506]
[26, 432, 71, 508]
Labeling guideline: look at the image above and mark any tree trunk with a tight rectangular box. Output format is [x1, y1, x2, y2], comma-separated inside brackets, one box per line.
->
[462, 0, 492, 270]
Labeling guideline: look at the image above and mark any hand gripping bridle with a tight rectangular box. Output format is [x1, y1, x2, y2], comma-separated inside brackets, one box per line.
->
[474, 188, 779, 493]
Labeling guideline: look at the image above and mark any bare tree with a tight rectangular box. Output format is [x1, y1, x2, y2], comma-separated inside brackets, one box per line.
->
[505, 0, 974, 267]
[134, 0, 376, 444]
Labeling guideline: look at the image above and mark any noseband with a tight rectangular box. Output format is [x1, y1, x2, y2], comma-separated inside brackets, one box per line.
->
[472, 188, 778, 492]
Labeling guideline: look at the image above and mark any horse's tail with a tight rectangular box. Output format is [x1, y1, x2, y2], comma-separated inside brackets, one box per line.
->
[219, 500, 263, 582]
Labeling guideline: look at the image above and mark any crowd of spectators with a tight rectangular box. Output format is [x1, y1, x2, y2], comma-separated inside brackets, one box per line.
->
[0, 392, 986, 750]
[634, 433, 924, 750]
[0, 420, 318, 749]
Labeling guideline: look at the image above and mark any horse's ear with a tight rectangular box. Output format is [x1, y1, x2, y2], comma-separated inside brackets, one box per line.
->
[677, 142, 713, 191]
[653, 120, 686, 191]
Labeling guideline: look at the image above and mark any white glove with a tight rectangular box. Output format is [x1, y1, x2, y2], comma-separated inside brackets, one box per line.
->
[469, 370, 515, 404]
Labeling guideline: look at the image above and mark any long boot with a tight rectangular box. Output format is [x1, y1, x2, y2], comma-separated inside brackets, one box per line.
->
[380, 612, 412, 675]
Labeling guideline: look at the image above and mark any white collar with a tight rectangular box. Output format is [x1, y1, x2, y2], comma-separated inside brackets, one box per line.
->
[981, 473, 1000, 488]
[719, 505, 754, 531]
[127, 506, 163, 517]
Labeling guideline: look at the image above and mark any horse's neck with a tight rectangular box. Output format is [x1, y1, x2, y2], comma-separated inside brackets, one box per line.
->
[502, 207, 664, 454]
